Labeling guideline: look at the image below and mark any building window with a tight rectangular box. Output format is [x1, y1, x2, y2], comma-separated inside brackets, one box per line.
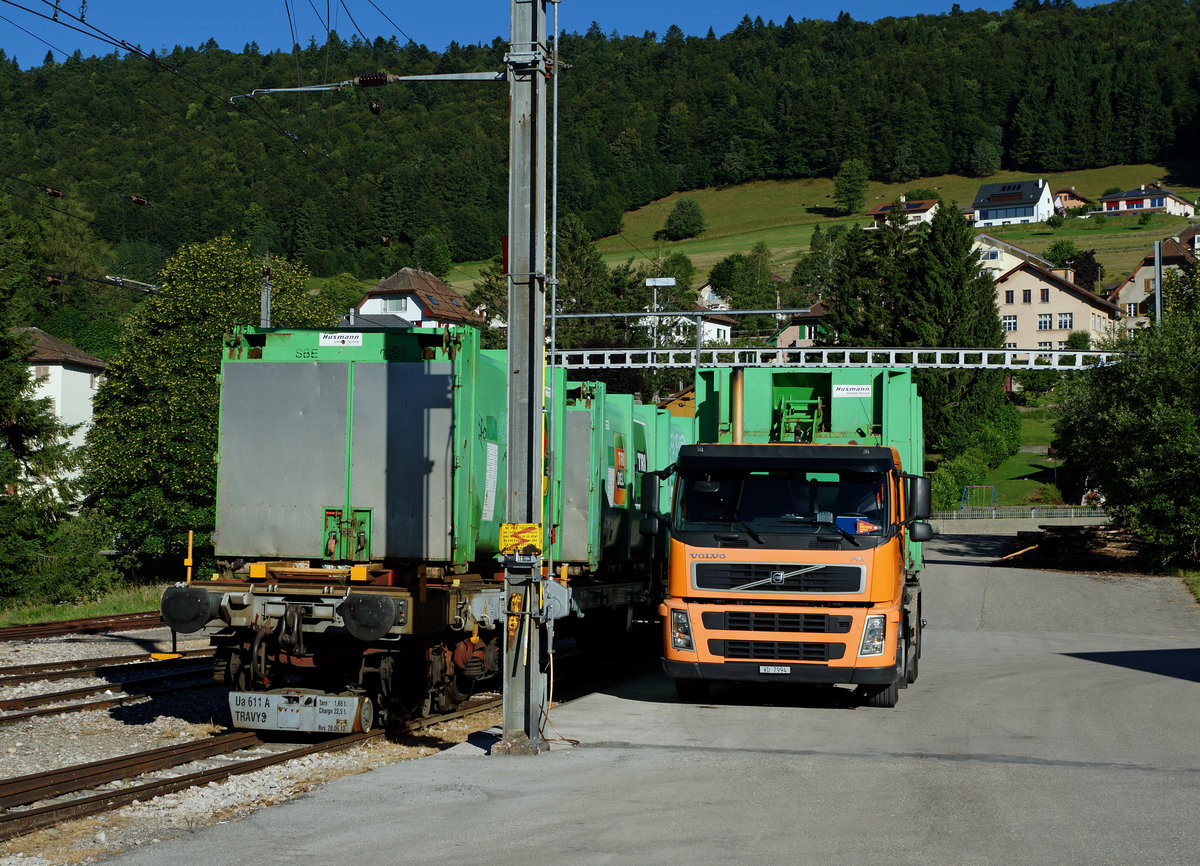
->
[1151, 197, 1165, 208]
[1037, 314, 1052, 330]
[34, 365, 49, 379]
[1022, 289, 1032, 303]
[982, 249, 1000, 261]
[1058, 341, 1068, 349]
[1106, 201, 1119, 211]
[1005, 342, 1017, 349]
[1004, 290, 1014, 304]
[1126, 302, 1138, 317]
[1002, 315, 1017, 332]
[1040, 288, 1050, 302]
[1058, 313, 1073, 330]
[382, 297, 406, 313]
[1126, 199, 1144, 209]
[1037, 341, 1052, 357]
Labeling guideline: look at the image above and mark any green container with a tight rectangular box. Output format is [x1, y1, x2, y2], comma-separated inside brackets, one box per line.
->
[694, 366, 924, 565]
[214, 325, 508, 569]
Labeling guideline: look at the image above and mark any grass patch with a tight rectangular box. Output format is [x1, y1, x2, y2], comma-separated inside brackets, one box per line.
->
[1019, 408, 1055, 446]
[1177, 570, 1200, 603]
[0, 584, 165, 628]
[984, 451, 1064, 505]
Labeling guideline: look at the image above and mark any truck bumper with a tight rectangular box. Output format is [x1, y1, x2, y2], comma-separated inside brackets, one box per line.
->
[662, 656, 901, 686]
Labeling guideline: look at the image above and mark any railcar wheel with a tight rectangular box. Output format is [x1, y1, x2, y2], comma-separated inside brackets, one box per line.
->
[674, 678, 709, 702]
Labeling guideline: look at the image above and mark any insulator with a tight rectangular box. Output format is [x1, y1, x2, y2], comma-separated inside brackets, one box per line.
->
[369, 100, 382, 115]
[357, 72, 389, 87]
[129, 194, 148, 205]
[46, 276, 63, 285]
[380, 236, 390, 247]
[45, 187, 63, 197]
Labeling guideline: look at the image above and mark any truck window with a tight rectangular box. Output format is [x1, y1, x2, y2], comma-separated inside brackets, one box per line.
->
[677, 468, 889, 534]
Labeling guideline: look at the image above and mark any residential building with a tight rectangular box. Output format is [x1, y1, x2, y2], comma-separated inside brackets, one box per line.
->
[19, 327, 106, 456]
[354, 267, 482, 328]
[974, 234, 1054, 280]
[649, 304, 735, 346]
[775, 301, 830, 348]
[1097, 183, 1195, 218]
[994, 263, 1121, 352]
[971, 178, 1055, 227]
[1053, 186, 1095, 213]
[865, 197, 939, 228]
[1107, 236, 1198, 330]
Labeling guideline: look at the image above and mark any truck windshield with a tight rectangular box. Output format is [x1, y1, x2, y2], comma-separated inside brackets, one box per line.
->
[676, 467, 890, 536]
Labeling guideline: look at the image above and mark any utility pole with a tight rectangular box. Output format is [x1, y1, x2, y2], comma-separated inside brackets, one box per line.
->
[494, 0, 551, 755]
[232, 0, 559, 753]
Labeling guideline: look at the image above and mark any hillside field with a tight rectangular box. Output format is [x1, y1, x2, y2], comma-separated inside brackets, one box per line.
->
[444, 163, 1199, 297]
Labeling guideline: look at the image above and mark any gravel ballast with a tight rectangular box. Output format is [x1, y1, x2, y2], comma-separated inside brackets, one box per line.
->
[0, 628, 499, 866]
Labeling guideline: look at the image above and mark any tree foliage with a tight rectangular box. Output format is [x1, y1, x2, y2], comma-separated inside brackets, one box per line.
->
[656, 197, 706, 241]
[833, 159, 870, 215]
[0, 198, 79, 596]
[85, 237, 337, 560]
[1054, 311, 1200, 563]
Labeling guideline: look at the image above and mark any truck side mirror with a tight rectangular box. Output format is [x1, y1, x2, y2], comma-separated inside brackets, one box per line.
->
[909, 521, 933, 542]
[640, 472, 661, 517]
[907, 475, 932, 522]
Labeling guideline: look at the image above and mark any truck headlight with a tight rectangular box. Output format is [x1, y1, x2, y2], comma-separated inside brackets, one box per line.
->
[670, 609, 694, 652]
[859, 614, 886, 656]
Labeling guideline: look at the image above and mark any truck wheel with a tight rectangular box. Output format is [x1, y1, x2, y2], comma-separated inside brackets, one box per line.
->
[906, 622, 920, 684]
[859, 680, 898, 708]
[675, 678, 709, 702]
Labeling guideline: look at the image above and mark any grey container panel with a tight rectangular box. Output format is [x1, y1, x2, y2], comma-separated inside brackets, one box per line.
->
[216, 362, 348, 558]
[560, 410, 594, 562]
[350, 361, 454, 561]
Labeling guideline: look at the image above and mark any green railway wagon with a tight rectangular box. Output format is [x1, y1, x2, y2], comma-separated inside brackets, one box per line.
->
[161, 324, 693, 731]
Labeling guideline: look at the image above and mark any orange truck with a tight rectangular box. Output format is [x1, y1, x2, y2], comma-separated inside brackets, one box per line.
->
[640, 367, 933, 707]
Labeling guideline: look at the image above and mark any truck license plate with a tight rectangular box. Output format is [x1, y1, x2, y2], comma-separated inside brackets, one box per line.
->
[759, 665, 791, 674]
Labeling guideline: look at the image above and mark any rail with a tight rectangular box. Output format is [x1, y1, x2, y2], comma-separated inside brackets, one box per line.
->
[0, 697, 502, 841]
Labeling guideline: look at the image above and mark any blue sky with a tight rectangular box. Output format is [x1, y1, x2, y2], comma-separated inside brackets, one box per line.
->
[1, 1, 1068, 70]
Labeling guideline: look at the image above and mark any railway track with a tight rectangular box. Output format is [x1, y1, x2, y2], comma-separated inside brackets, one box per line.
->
[0, 663, 219, 725]
[0, 648, 216, 687]
[0, 612, 163, 642]
[0, 697, 502, 842]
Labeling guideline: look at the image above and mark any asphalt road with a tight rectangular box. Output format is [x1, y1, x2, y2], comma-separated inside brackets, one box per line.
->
[113, 534, 1200, 865]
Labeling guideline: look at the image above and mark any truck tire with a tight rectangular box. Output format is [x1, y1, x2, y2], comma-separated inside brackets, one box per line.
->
[675, 678, 710, 702]
[860, 680, 899, 708]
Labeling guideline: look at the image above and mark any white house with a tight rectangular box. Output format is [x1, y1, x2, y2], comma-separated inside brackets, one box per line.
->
[1097, 183, 1196, 218]
[19, 327, 105, 456]
[354, 267, 482, 328]
[971, 178, 1055, 227]
[865, 196, 939, 227]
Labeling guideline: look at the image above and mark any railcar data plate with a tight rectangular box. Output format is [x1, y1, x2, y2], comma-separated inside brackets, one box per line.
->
[759, 665, 791, 674]
[229, 692, 363, 733]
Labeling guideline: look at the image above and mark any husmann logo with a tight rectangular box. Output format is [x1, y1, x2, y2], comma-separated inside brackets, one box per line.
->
[690, 552, 726, 559]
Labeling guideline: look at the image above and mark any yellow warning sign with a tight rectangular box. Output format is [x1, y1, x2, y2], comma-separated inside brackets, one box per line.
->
[500, 522, 543, 554]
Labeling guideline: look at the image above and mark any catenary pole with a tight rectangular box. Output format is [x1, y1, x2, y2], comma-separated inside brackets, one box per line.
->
[494, 0, 551, 754]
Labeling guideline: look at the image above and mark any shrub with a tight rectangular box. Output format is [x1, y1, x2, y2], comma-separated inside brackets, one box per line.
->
[930, 451, 990, 511]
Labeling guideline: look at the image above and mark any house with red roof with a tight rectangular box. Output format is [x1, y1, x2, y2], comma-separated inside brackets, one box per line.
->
[353, 267, 483, 329]
[18, 327, 106, 455]
[1097, 183, 1195, 218]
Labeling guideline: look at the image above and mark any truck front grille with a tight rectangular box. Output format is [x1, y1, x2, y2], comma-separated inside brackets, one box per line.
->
[693, 562, 863, 594]
[708, 639, 846, 662]
[702, 611, 852, 633]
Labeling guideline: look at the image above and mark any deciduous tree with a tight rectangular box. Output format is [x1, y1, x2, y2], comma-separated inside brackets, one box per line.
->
[86, 237, 336, 560]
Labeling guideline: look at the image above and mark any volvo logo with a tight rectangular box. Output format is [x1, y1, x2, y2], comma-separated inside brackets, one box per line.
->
[690, 552, 726, 559]
[770, 571, 785, 584]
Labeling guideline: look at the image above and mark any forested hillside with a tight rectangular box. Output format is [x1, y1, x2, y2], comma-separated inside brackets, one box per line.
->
[1, 0, 1198, 359]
